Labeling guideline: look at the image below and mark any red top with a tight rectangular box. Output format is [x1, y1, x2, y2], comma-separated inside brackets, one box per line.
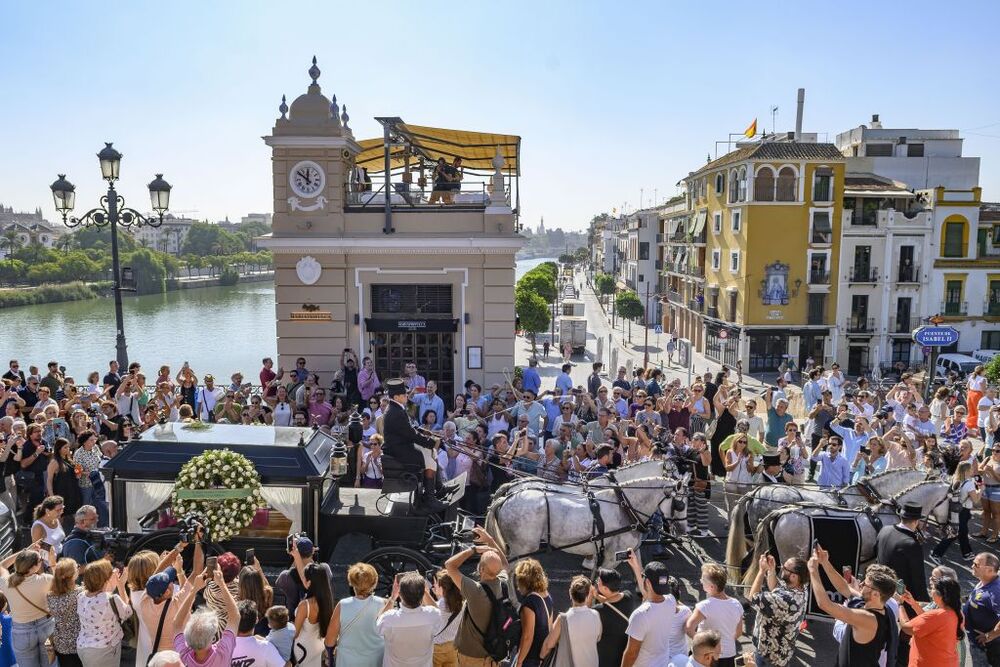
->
[908, 608, 959, 667]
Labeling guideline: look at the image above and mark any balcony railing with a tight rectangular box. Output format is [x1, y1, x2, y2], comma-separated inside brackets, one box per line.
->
[688, 265, 705, 278]
[751, 176, 799, 203]
[346, 180, 495, 209]
[889, 315, 914, 334]
[688, 298, 704, 314]
[848, 265, 879, 282]
[666, 290, 683, 304]
[897, 264, 920, 283]
[985, 301, 1000, 317]
[809, 270, 831, 285]
[942, 301, 968, 316]
[845, 317, 875, 333]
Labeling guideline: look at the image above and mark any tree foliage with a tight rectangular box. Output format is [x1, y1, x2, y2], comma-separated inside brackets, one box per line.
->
[125, 248, 166, 295]
[515, 288, 550, 353]
[182, 223, 246, 256]
[594, 273, 616, 296]
[558, 253, 576, 265]
[985, 354, 1000, 385]
[615, 290, 645, 342]
[517, 269, 557, 304]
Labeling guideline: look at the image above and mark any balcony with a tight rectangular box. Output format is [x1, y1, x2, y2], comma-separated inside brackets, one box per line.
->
[751, 176, 799, 203]
[942, 301, 968, 317]
[688, 298, 704, 314]
[809, 270, 831, 285]
[848, 265, 879, 283]
[985, 301, 1000, 317]
[688, 228, 707, 245]
[666, 290, 683, 305]
[687, 265, 705, 279]
[889, 315, 914, 334]
[896, 264, 920, 283]
[882, 210, 931, 228]
[845, 317, 875, 334]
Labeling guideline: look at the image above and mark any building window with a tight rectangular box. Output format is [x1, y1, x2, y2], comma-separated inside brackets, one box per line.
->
[943, 221, 966, 257]
[728, 170, 739, 204]
[711, 249, 721, 270]
[738, 167, 747, 201]
[989, 280, 1000, 316]
[731, 210, 741, 232]
[945, 280, 963, 315]
[713, 213, 722, 234]
[982, 331, 1000, 350]
[776, 167, 797, 201]
[809, 253, 829, 283]
[813, 168, 833, 202]
[715, 173, 724, 194]
[811, 211, 833, 244]
[866, 143, 893, 156]
[754, 167, 775, 202]
[891, 340, 912, 365]
[906, 143, 924, 157]
[639, 242, 649, 260]
[371, 284, 453, 315]
[729, 251, 740, 273]
[728, 291, 738, 321]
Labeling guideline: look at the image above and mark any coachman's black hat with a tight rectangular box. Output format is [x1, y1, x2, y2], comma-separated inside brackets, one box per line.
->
[384, 379, 407, 397]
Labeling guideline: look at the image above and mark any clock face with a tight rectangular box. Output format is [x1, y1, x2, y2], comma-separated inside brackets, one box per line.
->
[289, 161, 326, 199]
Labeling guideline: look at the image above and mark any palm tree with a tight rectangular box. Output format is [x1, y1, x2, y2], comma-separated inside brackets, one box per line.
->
[55, 235, 75, 254]
[0, 229, 23, 261]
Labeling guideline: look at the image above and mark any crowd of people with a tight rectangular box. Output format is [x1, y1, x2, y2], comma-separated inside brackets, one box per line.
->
[2, 346, 1000, 666]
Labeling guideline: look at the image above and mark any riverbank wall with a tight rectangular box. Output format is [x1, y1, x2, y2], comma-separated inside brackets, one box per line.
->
[0, 271, 274, 309]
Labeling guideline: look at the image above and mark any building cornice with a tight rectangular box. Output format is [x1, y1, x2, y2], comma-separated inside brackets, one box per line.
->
[262, 135, 363, 153]
[258, 235, 524, 255]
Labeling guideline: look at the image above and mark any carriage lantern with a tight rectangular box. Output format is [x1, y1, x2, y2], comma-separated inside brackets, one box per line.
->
[347, 409, 364, 445]
[330, 437, 349, 478]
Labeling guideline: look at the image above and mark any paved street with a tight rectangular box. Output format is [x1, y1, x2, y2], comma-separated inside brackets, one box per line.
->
[512, 272, 985, 666]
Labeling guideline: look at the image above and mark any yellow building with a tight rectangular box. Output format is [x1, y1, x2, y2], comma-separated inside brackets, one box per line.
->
[670, 141, 845, 373]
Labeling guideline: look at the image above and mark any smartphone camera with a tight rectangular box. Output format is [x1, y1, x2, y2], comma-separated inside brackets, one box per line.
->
[245, 548, 255, 564]
[614, 549, 630, 563]
[206, 556, 218, 577]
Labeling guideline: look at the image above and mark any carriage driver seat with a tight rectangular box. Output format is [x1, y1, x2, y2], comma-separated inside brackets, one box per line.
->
[380, 455, 424, 496]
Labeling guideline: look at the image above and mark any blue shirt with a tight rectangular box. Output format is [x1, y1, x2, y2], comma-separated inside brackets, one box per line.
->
[811, 451, 851, 488]
[521, 367, 541, 394]
[964, 577, 1000, 647]
[646, 379, 662, 397]
[512, 401, 547, 436]
[829, 422, 872, 462]
[413, 393, 445, 429]
[541, 396, 562, 432]
[555, 372, 574, 394]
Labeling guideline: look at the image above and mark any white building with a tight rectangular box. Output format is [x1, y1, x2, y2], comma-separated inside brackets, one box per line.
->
[241, 212, 272, 227]
[132, 215, 197, 255]
[833, 174, 933, 374]
[0, 205, 63, 257]
[621, 207, 661, 323]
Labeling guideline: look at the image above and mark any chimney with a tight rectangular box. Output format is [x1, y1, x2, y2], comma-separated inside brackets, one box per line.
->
[794, 88, 805, 140]
[871, 114, 882, 129]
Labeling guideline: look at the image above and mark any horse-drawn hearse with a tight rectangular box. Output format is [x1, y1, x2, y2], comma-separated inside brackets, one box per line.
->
[101, 421, 472, 590]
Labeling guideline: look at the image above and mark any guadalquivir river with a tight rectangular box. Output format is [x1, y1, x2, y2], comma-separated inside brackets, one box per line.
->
[2, 258, 554, 380]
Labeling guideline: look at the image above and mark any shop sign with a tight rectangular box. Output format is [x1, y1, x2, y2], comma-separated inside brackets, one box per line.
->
[365, 318, 459, 333]
[767, 310, 783, 320]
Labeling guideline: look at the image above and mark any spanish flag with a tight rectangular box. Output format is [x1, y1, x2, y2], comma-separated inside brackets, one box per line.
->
[744, 118, 757, 138]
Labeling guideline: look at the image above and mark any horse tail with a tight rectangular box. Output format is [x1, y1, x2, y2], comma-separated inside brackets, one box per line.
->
[484, 495, 508, 557]
[742, 506, 792, 587]
[724, 488, 753, 582]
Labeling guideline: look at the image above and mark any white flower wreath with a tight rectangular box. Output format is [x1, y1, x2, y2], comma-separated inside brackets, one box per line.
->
[171, 449, 264, 541]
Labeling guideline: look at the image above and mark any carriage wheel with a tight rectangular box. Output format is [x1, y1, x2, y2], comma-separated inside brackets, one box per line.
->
[363, 546, 435, 597]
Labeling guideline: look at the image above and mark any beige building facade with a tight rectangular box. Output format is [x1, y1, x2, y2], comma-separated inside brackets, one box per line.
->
[258, 60, 523, 401]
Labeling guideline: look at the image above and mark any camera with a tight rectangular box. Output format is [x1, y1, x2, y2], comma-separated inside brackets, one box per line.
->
[176, 514, 207, 544]
[90, 528, 134, 563]
[286, 531, 308, 553]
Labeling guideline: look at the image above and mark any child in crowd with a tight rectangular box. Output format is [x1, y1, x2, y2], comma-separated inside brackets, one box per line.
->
[265, 604, 295, 662]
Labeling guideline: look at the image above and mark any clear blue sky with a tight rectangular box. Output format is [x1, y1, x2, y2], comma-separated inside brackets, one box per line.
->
[3, 1, 1000, 231]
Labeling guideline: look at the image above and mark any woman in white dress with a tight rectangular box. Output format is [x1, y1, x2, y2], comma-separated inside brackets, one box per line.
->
[826, 364, 845, 403]
[293, 563, 334, 667]
[270, 385, 294, 427]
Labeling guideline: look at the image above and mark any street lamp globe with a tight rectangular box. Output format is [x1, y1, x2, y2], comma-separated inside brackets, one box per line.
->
[147, 173, 172, 214]
[97, 142, 122, 181]
[49, 174, 76, 216]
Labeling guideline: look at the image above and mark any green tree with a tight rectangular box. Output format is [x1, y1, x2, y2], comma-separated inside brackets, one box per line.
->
[615, 290, 644, 342]
[558, 253, 575, 265]
[985, 355, 1000, 385]
[517, 268, 557, 304]
[0, 259, 26, 286]
[69, 227, 139, 253]
[0, 230, 23, 260]
[594, 273, 616, 305]
[573, 247, 589, 263]
[219, 264, 240, 286]
[59, 251, 102, 281]
[183, 223, 242, 256]
[125, 248, 167, 295]
[515, 288, 551, 354]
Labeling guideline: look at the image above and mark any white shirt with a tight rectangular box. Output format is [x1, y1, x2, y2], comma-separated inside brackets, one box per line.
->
[564, 606, 602, 667]
[376, 604, 442, 667]
[197, 386, 223, 420]
[272, 401, 293, 427]
[970, 374, 988, 392]
[436, 450, 473, 482]
[232, 634, 285, 667]
[694, 597, 743, 659]
[626, 596, 678, 667]
[434, 598, 460, 645]
[979, 396, 998, 429]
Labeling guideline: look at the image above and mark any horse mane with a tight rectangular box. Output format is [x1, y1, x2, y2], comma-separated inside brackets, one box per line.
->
[863, 467, 919, 483]
[892, 478, 949, 499]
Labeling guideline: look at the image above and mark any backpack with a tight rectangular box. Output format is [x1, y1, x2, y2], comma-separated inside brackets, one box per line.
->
[468, 580, 521, 662]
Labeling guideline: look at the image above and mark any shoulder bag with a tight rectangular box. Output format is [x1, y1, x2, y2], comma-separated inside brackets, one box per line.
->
[108, 593, 137, 648]
[147, 598, 172, 666]
[327, 596, 375, 666]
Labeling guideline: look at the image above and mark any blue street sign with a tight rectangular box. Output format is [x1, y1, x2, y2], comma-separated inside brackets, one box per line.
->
[654, 325, 663, 335]
[912, 326, 960, 347]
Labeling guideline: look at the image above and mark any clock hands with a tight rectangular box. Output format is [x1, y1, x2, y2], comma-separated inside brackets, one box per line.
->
[296, 169, 312, 186]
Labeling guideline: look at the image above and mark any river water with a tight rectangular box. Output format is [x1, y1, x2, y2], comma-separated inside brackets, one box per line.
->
[3, 258, 554, 379]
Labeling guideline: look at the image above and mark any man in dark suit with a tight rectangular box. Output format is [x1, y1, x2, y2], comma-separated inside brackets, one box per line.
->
[877, 501, 927, 665]
[382, 378, 447, 512]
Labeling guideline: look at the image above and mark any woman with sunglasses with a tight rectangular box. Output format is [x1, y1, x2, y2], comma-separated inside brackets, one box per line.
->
[689, 384, 712, 435]
[724, 435, 757, 512]
[270, 385, 294, 427]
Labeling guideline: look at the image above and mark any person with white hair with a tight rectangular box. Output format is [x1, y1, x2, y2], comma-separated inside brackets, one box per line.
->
[148, 650, 182, 667]
[764, 389, 794, 447]
[169, 566, 239, 665]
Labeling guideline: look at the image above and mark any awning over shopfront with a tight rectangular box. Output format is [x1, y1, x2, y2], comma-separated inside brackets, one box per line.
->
[356, 120, 521, 175]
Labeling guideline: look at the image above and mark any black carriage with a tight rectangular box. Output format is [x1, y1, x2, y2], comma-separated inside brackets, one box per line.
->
[102, 422, 469, 591]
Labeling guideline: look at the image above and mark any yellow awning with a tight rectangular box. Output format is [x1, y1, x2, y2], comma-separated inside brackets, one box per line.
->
[356, 122, 520, 174]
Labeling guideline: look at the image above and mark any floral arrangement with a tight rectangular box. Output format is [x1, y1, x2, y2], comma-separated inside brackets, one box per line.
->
[171, 449, 264, 541]
[181, 420, 213, 431]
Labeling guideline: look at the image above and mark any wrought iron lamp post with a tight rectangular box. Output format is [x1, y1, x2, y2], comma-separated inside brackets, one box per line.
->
[50, 143, 171, 368]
